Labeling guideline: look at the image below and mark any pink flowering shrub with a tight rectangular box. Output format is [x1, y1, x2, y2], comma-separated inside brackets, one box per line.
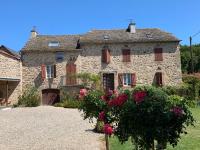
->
[108, 94, 128, 107]
[103, 124, 113, 135]
[133, 91, 147, 104]
[98, 111, 105, 121]
[171, 106, 184, 117]
[79, 86, 194, 149]
[79, 88, 88, 99]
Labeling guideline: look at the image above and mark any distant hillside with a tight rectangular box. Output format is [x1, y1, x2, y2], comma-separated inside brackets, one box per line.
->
[180, 44, 200, 73]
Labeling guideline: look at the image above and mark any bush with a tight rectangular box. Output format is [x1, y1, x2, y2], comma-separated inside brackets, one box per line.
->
[95, 120, 104, 133]
[76, 73, 102, 90]
[161, 85, 195, 107]
[183, 75, 200, 102]
[78, 90, 105, 120]
[16, 86, 40, 107]
[79, 86, 195, 150]
[54, 91, 81, 108]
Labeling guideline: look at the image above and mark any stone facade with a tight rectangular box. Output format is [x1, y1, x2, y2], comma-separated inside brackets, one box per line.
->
[21, 25, 182, 104]
[80, 42, 182, 87]
[22, 42, 182, 92]
[0, 47, 22, 105]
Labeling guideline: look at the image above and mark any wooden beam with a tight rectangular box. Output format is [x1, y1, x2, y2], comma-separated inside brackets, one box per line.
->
[6, 81, 8, 106]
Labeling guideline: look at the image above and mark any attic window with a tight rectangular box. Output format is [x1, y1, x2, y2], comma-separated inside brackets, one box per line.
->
[146, 33, 153, 39]
[48, 41, 60, 47]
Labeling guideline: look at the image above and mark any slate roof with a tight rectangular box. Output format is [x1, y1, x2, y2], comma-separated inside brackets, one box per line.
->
[21, 28, 180, 51]
[80, 28, 180, 44]
[21, 35, 80, 51]
[0, 45, 20, 59]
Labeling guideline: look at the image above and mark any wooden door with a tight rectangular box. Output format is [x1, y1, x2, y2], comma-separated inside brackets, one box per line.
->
[66, 63, 76, 85]
[103, 73, 114, 91]
[42, 89, 60, 105]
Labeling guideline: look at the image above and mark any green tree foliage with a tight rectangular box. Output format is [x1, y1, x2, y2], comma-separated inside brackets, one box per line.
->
[16, 86, 40, 107]
[181, 44, 200, 73]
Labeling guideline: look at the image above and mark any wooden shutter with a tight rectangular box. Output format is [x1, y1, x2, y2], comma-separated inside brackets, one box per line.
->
[155, 72, 162, 86]
[131, 73, 136, 86]
[66, 63, 76, 85]
[122, 49, 130, 62]
[106, 49, 110, 63]
[154, 48, 163, 61]
[66, 64, 71, 85]
[118, 73, 123, 87]
[102, 48, 110, 63]
[71, 64, 77, 85]
[41, 64, 46, 80]
[102, 49, 106, 63]
[54, 65, 56, 78]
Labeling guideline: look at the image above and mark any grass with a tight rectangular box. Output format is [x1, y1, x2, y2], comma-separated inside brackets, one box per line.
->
[109, 107, 200, 150]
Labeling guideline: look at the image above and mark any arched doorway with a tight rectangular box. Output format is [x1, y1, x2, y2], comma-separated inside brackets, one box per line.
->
[42, 89, 60, 105]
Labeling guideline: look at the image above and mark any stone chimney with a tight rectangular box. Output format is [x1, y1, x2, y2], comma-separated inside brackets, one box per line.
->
[127, 22, 136, 33]
[30, 26, 38, 38]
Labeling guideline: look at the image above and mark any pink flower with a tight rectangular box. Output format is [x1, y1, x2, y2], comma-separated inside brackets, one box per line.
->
[113, 90, 119, 97]
[108, 89, 113, 96]
[133, 91, 147, 104]
[103, 124, 113, 135]
[101, 95, 110, 102]
[79, 88, 87, 99]
[171, 106, 184, 117]
[98, 111, 105, 121]
[108, 94, 128, 107]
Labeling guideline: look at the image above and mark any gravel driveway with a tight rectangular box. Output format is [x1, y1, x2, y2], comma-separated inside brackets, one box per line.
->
[0, 106, 104, 150]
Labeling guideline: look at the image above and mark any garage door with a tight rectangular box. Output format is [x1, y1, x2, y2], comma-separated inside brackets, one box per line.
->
[42, 89, 60, 105]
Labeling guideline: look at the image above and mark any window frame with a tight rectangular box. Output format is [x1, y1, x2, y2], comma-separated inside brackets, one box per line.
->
[154, 48, 163, 61]
[122, 49, 131, 62]
[46, 65, 54, 79]
[55, 51, 64, 62]
[123, 73, 132, 86]
[48, 41, 60, 47]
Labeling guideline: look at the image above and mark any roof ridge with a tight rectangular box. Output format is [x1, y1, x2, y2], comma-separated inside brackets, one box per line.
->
[37, 34, 80, 37]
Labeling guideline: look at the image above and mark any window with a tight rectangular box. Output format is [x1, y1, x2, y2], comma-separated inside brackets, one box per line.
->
[155, 72, 162, 86]
[154, 48, 163, 61]
[123, 74, 131, 86]
[48, 41, 60, 47]
[118, 73, 136, 87]
[56, 52, 64, 61]
[102, 48, 110, 63]
[41, 64, 56, 80]
[46, 65, 54, 78]
[122, 49, 131, 62]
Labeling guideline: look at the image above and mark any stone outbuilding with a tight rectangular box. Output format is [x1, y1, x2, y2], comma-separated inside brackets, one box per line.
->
[21, 23, 182, 105]
[0, 45, 22, 105]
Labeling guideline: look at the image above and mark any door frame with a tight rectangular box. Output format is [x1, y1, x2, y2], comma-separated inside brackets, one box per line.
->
[102, 73, 115, 91]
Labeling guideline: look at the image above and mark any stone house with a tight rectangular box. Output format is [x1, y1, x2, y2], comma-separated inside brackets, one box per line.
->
[21, 23, 182, 104]
[0, 45, 22, 105]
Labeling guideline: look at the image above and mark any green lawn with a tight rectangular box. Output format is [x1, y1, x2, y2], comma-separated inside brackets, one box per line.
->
[109, 107, 200, 150]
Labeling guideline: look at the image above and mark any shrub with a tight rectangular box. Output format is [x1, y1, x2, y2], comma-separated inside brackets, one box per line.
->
[78, 90, 105, 120]
[16, 86, 40, 107]
[76, 73, 102, 90]
[95, 120, 104, 133]
[161, 85, 195, 107]
[54, 91, 81, 108]
[183, 75, 200, 102]
[79, 86, 195, 150]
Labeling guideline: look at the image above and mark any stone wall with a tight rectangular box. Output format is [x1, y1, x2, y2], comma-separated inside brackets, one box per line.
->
[0, 54, 22, 104]
[80, 42, 182, 87]
[22, 50, 81, 92]
[22, 41, 182, 96]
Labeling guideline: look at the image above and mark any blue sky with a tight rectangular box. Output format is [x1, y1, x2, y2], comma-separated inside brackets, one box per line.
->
[0, 0, 200, 51]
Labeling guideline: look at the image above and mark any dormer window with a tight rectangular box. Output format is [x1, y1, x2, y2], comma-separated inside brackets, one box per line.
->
[48, 41, 60, 47]
[56, 52, 64, 62]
